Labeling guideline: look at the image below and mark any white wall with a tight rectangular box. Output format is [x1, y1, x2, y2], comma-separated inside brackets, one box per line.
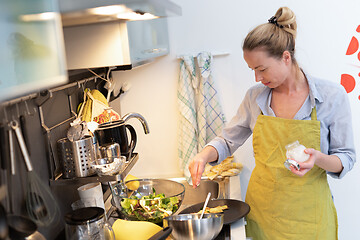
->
[112, 0, 360, 239]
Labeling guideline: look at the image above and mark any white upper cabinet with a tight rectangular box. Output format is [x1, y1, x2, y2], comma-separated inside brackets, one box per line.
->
[0, 0, 68, 102]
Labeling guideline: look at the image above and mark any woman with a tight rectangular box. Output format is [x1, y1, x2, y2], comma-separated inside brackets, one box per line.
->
[188, 6, 356, 239]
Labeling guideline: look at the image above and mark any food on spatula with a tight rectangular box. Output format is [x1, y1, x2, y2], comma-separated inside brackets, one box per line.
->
[196, 205, 229, 214]
[204, 156, 243, 180]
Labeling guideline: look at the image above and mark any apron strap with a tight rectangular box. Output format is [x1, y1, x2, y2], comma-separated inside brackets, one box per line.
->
[260, 101, 317, 120]
[310, 106, 317, 121]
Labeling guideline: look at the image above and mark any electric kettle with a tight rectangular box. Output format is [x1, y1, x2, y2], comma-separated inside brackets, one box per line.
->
[94, 112, 149, 160]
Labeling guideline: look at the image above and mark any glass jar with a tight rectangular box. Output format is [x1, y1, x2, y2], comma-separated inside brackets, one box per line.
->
[284, 141, 310, 171]
[64, 207, 115, 240]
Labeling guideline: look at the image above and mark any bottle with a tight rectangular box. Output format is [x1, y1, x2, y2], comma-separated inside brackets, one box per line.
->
[284, 141, 309, 171]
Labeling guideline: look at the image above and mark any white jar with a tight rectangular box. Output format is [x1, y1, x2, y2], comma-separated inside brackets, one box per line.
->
[284, 141, 309, 170]
[285, 141, 310, 162]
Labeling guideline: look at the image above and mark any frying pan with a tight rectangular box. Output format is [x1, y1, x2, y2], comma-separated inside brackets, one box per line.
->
[148, 227, 172, 240]
[179, 199, 250, 225]
[7, 215, 37, 239]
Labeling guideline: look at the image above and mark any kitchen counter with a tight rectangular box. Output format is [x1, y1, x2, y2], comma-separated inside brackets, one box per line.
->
[105, 174, 247, 239]
[229, 175, 247, 240]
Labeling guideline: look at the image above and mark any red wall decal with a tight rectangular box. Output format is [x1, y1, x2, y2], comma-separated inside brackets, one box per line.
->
[346, 37, 359, 55]
[341, 74, 356, 93]
[342, 25, 360, 100]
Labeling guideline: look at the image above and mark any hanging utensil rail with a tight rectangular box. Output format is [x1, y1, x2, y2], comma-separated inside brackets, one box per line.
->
[1, 73, 104, 107]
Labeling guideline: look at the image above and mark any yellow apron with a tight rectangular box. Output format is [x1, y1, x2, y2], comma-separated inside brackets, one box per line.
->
[245, 108, 338, 240]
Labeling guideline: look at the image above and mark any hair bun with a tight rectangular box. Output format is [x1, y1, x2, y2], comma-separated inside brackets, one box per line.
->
[275, 7, 297, 37]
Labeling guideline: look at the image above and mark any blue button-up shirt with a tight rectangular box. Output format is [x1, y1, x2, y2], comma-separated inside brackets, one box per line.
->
[208, 74, 356, 179]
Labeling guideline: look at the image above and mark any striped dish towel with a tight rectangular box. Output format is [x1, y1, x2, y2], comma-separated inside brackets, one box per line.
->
[177, 56, 198, 181]
[197, 52, 226, 150]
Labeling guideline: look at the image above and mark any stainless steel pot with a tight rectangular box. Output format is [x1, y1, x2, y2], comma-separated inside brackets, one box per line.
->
[163, 213, 224, 240]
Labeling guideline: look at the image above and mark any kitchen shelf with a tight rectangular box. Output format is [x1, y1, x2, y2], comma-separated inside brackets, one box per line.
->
[49, 153, 138, 186]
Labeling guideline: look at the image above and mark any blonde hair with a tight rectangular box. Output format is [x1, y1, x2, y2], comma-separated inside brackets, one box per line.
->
[243, 7, 298, 65]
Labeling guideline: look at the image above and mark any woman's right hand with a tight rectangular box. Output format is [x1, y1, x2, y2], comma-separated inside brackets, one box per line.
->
[188, 146, 218, 188]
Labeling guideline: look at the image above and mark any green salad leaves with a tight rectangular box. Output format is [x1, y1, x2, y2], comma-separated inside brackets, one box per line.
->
[120, 188, 181, 223]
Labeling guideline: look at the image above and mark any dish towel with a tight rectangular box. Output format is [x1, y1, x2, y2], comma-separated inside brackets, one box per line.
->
[177, 56, 198, 182]
[177, 52, 226, 183]
[196, 52, 226, 150]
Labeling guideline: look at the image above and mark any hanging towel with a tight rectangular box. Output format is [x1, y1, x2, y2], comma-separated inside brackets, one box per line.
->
[196, 52, 226, 150]
[177, 56, 198, 181]
[177, 52, 226, 183]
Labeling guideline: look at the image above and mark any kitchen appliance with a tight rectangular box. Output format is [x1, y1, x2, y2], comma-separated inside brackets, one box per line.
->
[163, 213, 224, 240]
[60, 0, 181, 70]
[94, 112, 149, 160]
[64, 207, 114, 240]
[59, 0, 182, 27]
[57, 136, 96, 178]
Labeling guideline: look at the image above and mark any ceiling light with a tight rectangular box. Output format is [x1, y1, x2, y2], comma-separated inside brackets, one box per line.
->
[20, 12, 59, 22]
[89, 5, 128, 15]
[117, 12, 158, 21]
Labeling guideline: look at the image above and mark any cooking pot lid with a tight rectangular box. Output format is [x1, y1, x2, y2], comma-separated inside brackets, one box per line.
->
[64, 207, 104, 225]
[97, 120, 125, 130]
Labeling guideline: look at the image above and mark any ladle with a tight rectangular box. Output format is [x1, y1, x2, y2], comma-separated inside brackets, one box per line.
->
[200, 192, 211, 219]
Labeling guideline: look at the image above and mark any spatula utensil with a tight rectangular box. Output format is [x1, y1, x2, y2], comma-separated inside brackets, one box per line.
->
[200, 192, 211, 219]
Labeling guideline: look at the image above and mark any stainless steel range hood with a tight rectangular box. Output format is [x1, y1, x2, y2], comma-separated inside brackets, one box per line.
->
[60, 0, 180, 70]
[59, 0, 182, 27]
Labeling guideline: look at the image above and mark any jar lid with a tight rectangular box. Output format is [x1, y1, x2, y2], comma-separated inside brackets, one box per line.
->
[284, 159, 300, 171]
[64, 207, 104, 225]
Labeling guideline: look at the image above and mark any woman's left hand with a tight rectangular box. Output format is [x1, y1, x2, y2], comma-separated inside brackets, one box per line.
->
[290, 148, 320, 176]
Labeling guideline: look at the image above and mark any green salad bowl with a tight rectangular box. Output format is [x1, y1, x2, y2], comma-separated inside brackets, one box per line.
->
[110, 178, 185, 224]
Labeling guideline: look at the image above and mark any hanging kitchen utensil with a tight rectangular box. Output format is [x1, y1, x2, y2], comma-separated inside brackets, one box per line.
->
[10, 120, 60, 227]
[0, 125, 11, 213]
[7, 128, 15, 214]
[8, 128, 16, 176]
[19, 115, 30, 156]
[7, 215, 37, 239]
[37, 105, 57, 180]
[0, 203, 9, 240]
[87, 90, 120, 124]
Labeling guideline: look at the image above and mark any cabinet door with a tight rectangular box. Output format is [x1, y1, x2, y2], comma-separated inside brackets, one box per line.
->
[0, 0, 67, 102]
[126, 18, 170, 66]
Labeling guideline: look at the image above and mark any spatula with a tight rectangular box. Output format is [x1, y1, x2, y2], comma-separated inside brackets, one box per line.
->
[200, 192, 211, 219]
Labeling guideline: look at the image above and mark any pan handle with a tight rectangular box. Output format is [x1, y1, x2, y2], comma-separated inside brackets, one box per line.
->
[147, 227, 172, 240]
[10, 120, 33, 172]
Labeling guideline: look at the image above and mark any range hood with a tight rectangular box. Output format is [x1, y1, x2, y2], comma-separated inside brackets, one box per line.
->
[59, 0, 182, 27]
[60, 0, 180, 70]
